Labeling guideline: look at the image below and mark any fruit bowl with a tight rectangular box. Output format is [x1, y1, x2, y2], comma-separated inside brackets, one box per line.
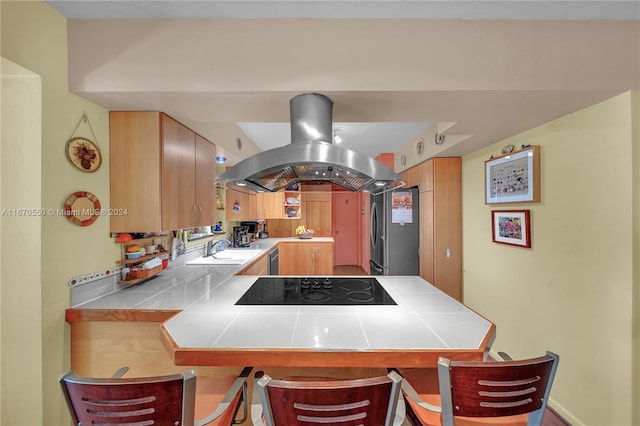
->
[295, 225, 315, 239]
[125, 252, 142, 259]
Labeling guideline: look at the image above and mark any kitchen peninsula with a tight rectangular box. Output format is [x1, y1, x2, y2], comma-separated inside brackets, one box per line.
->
[66, 238, 494, 378]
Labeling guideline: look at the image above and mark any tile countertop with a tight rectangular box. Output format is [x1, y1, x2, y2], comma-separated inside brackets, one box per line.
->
[72, 238, 326, 310]
[70, 236, 495, 368]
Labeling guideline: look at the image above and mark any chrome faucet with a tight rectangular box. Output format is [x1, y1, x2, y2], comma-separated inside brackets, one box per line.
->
[206, 239, 231, 257]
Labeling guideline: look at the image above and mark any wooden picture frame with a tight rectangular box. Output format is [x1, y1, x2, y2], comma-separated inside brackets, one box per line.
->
[485, 145, 540, 204]
[492, 210, 531, 248]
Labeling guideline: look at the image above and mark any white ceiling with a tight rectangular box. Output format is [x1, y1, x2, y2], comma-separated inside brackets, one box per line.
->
[235, 121, 431, 160]
[47, 1, 640, 164]
[46, 1, 640, 20]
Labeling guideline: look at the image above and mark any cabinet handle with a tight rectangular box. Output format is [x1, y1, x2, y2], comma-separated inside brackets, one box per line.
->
[192, 205, 198, 226]
[197, 205, 203, 225]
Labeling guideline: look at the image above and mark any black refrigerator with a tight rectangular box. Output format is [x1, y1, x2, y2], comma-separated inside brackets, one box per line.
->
[370, 187, 420, 275]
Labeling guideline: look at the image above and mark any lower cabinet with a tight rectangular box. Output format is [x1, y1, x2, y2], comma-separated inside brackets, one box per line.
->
[278, 241, 334, 275]
[65, 313, 241, 379]
[235, 253, 269, 276]
[278, 243, 298, 275]
[297, 242, 333, 275]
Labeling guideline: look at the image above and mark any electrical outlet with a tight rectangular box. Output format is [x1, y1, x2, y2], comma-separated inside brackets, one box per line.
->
[68, 266, 121, 287]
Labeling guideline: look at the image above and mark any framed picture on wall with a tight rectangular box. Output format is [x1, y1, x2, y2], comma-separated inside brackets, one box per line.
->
[485, 145, 540, 204]
[491, 210, 531, 248]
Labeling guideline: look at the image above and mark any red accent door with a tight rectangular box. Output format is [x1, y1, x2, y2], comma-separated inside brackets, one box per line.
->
[333, 191, 360, 265]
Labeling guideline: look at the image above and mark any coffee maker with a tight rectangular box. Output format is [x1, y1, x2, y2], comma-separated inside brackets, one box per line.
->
[232, 226, 250, 248]
[240, 221, 259, 242]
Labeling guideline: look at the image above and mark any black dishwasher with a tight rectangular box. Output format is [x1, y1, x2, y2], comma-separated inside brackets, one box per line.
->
[268, 248, 279, 275]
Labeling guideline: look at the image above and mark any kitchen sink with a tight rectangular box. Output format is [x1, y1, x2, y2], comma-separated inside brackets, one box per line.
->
[186, 249, 262, 266]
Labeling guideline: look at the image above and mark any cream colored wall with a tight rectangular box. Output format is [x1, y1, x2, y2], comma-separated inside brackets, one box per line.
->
[462, 92, 636, 425]
[1, 2, 118, 424]
[631, 91, 639, 426]
[1, 58, 44, 425]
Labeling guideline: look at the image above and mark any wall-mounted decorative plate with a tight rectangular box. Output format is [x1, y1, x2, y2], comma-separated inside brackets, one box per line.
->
[501, 144, 515, 155]
[415, 138, 424, 157]
[64, 191, 101, 226]
[400, 155, 407, 166]
[65, 137, 102, 172]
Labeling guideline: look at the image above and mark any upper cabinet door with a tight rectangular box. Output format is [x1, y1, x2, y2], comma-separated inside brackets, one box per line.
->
[225, 184, 254, 221]
[260, 191, 285, 219]
[110, 111, 163, 232]
[400, 160, 433, 191]
[195, 134, 216, 226]
[109, 111, 218, 233]
[161, 114, 197, 230]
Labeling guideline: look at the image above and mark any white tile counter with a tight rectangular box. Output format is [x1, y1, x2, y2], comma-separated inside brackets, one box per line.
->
[69, 237, 494, 368]
[161, 274, 494, 368]
[72, 237, 336, 309]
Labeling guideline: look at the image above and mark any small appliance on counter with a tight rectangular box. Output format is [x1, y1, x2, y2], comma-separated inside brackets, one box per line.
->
[170, 235, 185, 260]
[232, 226, 250, 248]
[258, 223, 269, 239]
[240, 221, 259, 242]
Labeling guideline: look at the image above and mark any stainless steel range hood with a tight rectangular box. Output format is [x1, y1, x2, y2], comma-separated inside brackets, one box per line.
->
[218, 93, 404, 193]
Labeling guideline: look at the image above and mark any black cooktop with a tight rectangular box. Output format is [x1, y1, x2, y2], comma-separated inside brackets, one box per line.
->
[235, 277, 397, 306]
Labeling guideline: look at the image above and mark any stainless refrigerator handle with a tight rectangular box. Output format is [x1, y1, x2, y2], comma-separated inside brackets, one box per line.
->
[370, 202, 377, 246]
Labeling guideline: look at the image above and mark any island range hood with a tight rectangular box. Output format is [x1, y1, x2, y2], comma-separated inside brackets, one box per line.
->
[218, 93, 404, 193]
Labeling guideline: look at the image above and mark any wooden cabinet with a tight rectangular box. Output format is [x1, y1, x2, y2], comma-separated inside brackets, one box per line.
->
[403, 158, 461, 301]
[264, 219, 293, 238]
[401, 159, 433, 191]
[266, 184, 332, 238]
[257, 191, 285, 219]
[278, 242, 298, 275]
[110, 112, 162, 232]
[278, 241, 333, 275]
[301, 184, 332, 237]
[226, 189, 285, 221]
[297, 242, 333, 275]
[195, 135, 217, 226]
[160, 115, 197, 230]
[430, 158, 461, 301]
[235, 253, 269, 276]
[110, 112, 216, 232]
[225, 184, 257, 222]
[303, 200, 332, 237]
[283, 190, 301, 218]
